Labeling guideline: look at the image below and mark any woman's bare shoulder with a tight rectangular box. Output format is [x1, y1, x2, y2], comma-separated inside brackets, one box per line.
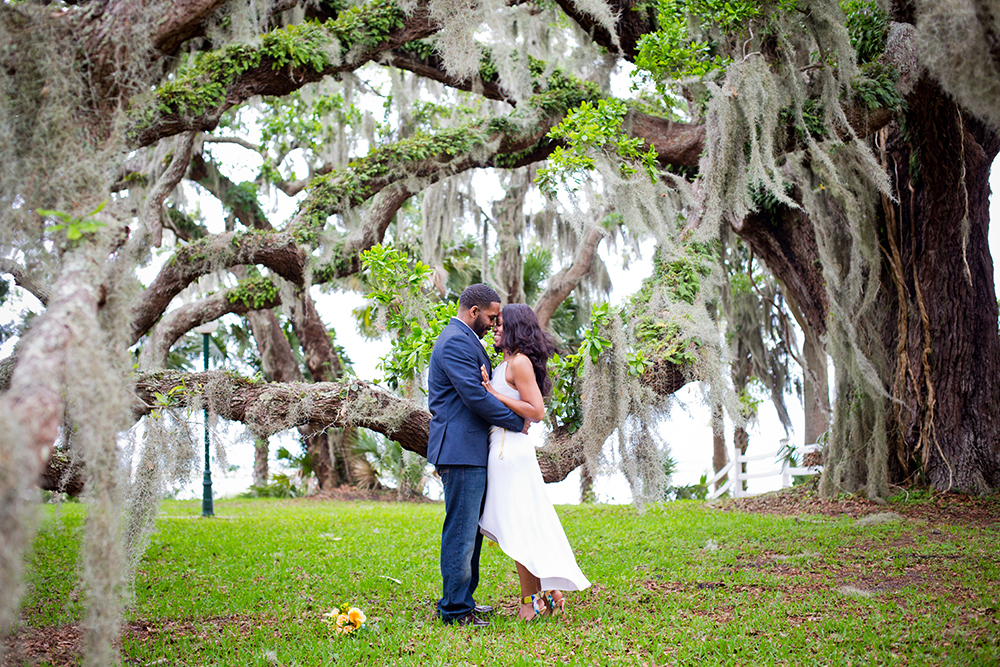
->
[508, 353, 534, 371]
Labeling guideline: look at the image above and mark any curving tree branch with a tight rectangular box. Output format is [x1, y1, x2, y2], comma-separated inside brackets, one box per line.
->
[533, 226, 606, 330]
[131, 1, 440, 148]
[0, 259, 51, 305]
[142, 131, 199, 247]
[138, 286, 283, 370]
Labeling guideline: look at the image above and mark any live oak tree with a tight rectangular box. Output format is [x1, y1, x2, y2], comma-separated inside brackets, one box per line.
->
[1, 0, 999, 663]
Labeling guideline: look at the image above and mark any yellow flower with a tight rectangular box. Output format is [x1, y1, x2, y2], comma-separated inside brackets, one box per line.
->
[348, 607, 366, 626]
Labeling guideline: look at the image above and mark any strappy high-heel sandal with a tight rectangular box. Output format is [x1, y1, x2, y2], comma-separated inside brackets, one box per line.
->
[542, 590, 565, 617]
[519, 592, 549, 621]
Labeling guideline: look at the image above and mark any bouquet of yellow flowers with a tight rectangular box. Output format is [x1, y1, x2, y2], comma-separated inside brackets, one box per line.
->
[322, 603, 367, 635]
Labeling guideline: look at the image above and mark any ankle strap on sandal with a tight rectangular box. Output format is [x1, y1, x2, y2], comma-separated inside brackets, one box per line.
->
[521, 592, 546, 614]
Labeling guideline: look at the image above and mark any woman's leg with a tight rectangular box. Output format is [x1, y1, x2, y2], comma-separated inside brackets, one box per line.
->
[515, 561, 542, 620]
[547, 589, 565, 614]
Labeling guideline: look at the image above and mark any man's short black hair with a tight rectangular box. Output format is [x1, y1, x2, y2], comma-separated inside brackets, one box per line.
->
[459, 284, 501, 311]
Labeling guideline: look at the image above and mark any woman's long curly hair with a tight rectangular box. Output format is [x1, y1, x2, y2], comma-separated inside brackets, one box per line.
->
[496, 303, 556, 396]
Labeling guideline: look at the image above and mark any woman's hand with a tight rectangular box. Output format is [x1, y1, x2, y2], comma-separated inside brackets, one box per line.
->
[480, 365, 497, 396]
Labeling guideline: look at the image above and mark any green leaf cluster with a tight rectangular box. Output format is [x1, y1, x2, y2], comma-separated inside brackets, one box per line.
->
[39, 201, 107, 243]
[851, 61, 902, 112]
[165, 206, 208, 240]
[260, 22, 332, 72]
[547, 303, 614, 433]
[652, 242, 715, 305]
[841, 0, 889, 65]
[547, 351, 584, 433]
[537, 99, 660, 195]
[634, 317, 698, 366]
[139, 0, 405, 129]
[259, 92, 361, 167]
[634, 0, 760, 87]
[150, 385, 185, 419]
[302, 124, 489, 224]
[223, 182, 266, 219]
[625, 243, 713, 367]
[399, 38, 437, 62]
[227, 272, 279, 310]
[325, 0, 407, 54]
[779, 97, 828, 142]
[376, 301, 457, 393]
[361, 244, 433, 315]
[528, 68, 602, 116]
[147, 44, 261, 119]
[361, 244, 449, 392]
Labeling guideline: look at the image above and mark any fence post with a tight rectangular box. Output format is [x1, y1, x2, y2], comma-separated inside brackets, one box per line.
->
[779, 438, 791, 488]
[731, 437, 743, 498]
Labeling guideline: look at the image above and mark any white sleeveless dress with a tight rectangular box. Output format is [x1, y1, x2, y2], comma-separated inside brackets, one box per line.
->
[479, 361, 591, 592]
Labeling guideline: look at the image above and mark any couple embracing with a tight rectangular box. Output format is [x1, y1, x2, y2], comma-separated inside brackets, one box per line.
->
[427, 284, 590, 627]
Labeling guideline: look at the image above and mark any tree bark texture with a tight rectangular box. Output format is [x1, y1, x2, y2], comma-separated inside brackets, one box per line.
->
[881, 78, 1000, 492]
[800, 322, 831, 447]
[735, 205, 829, 338]
[533, 227, 605, 330]
[253, 438, 269, 487]
[711, 401, 728, 490]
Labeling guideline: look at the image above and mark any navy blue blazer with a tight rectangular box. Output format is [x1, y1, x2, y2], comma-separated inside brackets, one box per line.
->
[426, 318, 525, 466]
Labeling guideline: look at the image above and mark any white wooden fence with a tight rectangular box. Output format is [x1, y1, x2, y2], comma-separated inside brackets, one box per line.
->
[706, 438, 823, 499]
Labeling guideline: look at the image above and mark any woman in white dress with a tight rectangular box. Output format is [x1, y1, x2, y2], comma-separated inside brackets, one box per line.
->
[477, 303, 591, 621]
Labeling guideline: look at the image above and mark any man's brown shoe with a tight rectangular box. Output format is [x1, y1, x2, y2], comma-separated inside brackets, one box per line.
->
[454, 611, 489, 627]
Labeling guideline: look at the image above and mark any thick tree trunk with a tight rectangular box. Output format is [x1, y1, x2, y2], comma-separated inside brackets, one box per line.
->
[246, 309, 302, 384]
[801, 322, 831, 447]
[735, 206, 829, 337]
[882, 79, 1000, 492]
[579, 462, 595, 503]
[733, 81, 1000, 495]
[307, 433, 338, 490]
[253, 438, 269, 487]
[290, 293, 341, 383]
[711, 402, 728, 490]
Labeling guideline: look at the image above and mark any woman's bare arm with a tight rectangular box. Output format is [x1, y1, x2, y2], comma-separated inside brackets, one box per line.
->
[480, 356, 545, 422]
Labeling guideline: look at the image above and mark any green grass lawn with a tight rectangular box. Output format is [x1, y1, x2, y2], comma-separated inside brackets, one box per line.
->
[12, 495, 1000, 666]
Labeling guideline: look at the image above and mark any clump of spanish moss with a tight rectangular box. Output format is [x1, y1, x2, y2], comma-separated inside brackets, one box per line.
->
[0, 418, 40, 658]
[914, 0, 1000, 129]
[628, 0, 896, 499]
[578, 311, 667, 509]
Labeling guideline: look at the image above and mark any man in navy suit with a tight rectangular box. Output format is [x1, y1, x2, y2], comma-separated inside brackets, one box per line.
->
[427, 284, 525, 627]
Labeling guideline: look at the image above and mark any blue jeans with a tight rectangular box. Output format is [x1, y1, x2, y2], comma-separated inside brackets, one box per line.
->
[436, 465, 487, 622]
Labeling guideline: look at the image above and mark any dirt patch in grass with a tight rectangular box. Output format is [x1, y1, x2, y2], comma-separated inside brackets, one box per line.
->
[2, 614, 289, 667]
[718, 482, 1000, 529]
[2, 624, 82, 667]
[122, 613, 285, 644]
